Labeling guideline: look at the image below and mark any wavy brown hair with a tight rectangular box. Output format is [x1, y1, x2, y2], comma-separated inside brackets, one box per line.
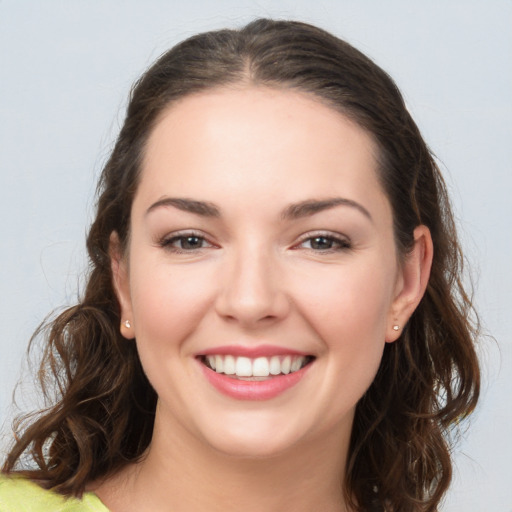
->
[3, 19, 479, 511]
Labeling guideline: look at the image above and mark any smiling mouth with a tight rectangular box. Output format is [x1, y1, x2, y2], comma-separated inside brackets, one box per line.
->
[198, 354, 315, 380]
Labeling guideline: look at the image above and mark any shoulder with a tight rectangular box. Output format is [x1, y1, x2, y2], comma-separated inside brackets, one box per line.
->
[0, 474, 109, 512]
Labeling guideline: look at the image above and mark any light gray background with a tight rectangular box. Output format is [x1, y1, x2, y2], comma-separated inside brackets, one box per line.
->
[1, 1, 511, 510]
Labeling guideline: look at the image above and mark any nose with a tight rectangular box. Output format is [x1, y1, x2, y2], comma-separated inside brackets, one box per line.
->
[214, 246, 290, 328]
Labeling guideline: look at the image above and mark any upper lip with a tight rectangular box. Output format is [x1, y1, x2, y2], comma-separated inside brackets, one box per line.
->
[197, 344, 311, 358]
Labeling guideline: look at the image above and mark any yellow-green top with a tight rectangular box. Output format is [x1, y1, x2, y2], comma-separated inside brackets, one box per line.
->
[0, 474, 109, 512]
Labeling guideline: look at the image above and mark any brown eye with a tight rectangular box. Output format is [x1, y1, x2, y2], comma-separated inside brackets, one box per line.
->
[161, 233, 211, 252]
[177, 236, 204, 250]
[309, 236, 335, 250]
[299, 234, 351, 252]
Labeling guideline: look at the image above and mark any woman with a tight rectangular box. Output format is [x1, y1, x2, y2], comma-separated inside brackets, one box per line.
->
[0, 19, 479, 512]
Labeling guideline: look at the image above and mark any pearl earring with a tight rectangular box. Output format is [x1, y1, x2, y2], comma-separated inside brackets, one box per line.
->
[124, 320, 131, 329]
[393, 325, 400, 331]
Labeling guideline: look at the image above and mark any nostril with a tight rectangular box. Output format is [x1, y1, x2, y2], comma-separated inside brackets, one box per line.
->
[214, 282, 291, 327]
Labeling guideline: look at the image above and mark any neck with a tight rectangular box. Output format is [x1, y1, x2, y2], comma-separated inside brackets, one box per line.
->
[95, 407, 353, 512]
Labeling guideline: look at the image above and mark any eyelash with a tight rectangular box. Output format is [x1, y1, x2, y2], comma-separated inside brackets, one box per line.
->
[159, 231, 351, 255]
[159, 231, 214, 253]
[295, 232, 352, 253]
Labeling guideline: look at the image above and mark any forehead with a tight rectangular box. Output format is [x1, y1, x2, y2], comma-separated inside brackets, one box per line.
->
[136, 86, 389, 221]
[147, 86, 377, 160]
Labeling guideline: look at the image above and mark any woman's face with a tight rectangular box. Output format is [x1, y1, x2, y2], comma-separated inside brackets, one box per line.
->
[113, 87, 425, 458]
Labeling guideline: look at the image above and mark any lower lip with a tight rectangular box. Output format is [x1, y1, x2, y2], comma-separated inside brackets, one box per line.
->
[198, 361, 311, 401]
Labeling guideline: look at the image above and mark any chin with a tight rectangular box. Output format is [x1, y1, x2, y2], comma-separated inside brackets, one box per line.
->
[207, 433, 301, 460]
[195, 411, 312, 460]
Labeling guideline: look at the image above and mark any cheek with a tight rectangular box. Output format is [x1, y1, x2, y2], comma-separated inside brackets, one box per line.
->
[128, 263, 217, 409]
[129, 262, 215, 351]
[293, 261, 395, 392]
[295, 260, 395, 339]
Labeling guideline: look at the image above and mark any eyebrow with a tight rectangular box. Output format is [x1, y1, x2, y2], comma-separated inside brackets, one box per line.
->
[281, 197, 373, 222]
[146, 197, 221, 217]
[145, 196, 372, 222]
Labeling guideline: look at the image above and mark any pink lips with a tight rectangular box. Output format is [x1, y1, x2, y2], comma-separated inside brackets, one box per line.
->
[199, 345, 309, 358]
[196, 345, 313, 401]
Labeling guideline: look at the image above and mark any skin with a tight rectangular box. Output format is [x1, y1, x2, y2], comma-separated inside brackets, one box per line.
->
[99, 87, 433, 512]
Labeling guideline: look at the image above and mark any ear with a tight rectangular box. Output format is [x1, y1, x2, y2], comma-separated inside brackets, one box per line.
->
[109, 231, 135, 340]
[386, 225, 433, 342]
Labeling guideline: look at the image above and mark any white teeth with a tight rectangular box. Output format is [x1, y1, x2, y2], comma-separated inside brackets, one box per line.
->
[253, 357, 270, 377]
[290, 358, 302, 372]
[269, 356, 281, 375]
[215, 355, 224, 374]
[223, 355, 236, 375]
[282, 356, 292, 374]
[235, 357, 252, 377]
[204, 354, 310, 377]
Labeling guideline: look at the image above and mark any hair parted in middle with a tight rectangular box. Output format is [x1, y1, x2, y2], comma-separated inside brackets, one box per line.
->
[4, 18, 479, 512]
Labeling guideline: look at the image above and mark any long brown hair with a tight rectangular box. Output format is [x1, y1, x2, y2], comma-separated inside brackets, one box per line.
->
[3, 19, 479, 511]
